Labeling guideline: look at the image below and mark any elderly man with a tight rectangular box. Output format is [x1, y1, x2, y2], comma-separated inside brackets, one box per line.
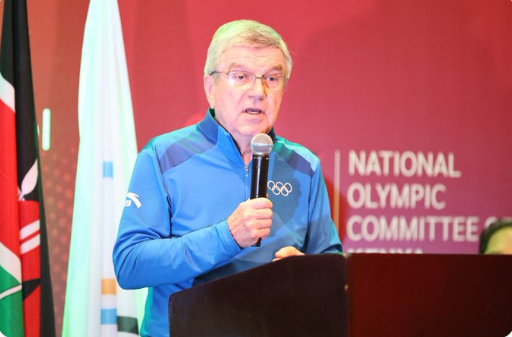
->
[113, 19, 342, 336]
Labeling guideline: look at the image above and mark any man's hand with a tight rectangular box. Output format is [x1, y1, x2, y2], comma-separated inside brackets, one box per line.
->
[228, 198, 273, 247]
[273, 246, 305, 262]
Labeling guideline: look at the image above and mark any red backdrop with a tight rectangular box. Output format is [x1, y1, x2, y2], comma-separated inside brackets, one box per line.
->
[2, 0, 511, 334]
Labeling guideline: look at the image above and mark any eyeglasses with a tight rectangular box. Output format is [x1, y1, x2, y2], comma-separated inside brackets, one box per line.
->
[210, 70, 288, 93]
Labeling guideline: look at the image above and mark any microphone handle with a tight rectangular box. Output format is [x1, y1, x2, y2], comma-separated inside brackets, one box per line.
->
[251, 155, 269, 247]
[250, 155, 269, 199]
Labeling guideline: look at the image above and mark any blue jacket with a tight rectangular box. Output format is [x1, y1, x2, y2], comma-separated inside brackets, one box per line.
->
[113, 110, 342, 336]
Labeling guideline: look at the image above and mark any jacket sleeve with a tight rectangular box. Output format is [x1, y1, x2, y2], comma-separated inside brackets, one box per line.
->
[112, 147, 242, 289]
[303, 163, 343, 254]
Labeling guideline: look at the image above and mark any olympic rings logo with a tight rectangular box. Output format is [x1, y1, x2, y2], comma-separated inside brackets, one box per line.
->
[267, 180, 293, 196]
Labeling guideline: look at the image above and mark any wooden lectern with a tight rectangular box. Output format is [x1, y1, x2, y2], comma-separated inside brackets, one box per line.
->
[169, 254, 512, 336]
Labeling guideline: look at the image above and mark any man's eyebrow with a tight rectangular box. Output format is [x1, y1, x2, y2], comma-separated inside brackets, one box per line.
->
[228, 63, 284, 73]
[264, 65, 284, 74]
[228, 63, 248, 71]
[269, 65, 284, 72]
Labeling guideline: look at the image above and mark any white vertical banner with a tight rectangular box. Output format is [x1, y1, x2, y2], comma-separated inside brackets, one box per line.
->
[62, 0, 145, 335]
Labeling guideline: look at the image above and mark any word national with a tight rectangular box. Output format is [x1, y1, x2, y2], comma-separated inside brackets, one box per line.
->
[349, 150, 462, 178]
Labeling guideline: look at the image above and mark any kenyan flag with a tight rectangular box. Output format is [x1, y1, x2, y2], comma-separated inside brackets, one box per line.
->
[0, 262, 23, 337]
[0, 0, 55, 336]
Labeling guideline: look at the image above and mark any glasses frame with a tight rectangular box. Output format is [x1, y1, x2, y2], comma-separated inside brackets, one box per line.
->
[210, 70, 288, 93]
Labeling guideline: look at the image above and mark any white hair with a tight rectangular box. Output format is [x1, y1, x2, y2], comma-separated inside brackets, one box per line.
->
[204, 20, 293, 79]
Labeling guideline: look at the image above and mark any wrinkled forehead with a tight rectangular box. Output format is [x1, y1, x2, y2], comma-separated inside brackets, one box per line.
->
[218, 46, 287, 74]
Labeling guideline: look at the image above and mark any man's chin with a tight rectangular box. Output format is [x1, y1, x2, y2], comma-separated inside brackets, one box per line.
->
[250, 127, 271, 137]
[238, 123, 270, 136]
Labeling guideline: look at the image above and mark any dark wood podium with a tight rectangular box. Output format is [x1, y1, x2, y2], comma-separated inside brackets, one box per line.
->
[169, 254, 512, 336]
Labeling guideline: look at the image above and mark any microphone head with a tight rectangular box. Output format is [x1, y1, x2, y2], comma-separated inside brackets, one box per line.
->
[250, 133, 273, 155]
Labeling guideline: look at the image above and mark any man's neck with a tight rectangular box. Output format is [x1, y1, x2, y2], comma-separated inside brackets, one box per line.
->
[211, 112, 256, 165]
[241, 148, 253, 166]
[233, 138, 253, 165]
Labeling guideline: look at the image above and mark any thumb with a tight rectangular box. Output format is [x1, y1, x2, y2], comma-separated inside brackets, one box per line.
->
[275, 246, 304, 259]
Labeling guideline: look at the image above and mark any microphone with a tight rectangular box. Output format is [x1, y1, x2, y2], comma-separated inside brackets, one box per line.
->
[250, 133, 273, 247]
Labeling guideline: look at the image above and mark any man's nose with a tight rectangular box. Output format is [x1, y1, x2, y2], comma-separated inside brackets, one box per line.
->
[248, 77, 268, 98]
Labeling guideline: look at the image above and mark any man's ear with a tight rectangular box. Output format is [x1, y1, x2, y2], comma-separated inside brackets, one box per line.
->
[204, 74, 215, 108]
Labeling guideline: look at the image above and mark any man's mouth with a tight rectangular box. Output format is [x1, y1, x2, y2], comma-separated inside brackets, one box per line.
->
[243, 108, 263, 115]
